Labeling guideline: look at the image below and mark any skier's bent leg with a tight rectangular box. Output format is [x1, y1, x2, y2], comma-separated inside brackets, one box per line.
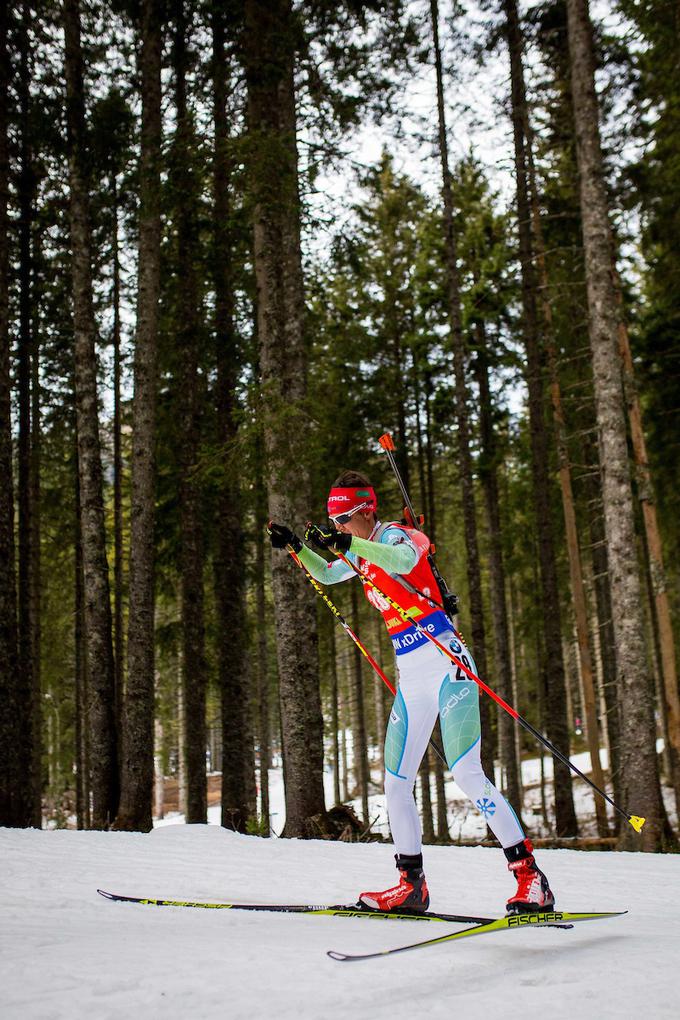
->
[382, 681, 439, 856]
[358, 673, 438, 912]
[384, 768, 421, 855]
[451, 740, 524, 848]
[438, 644, 554, 912]
[438, 641, 524, 847]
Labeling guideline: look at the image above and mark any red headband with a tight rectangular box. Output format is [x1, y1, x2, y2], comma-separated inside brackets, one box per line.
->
[327, 486, 377, 518]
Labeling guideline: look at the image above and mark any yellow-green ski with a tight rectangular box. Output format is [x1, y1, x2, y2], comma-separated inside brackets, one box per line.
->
[327, 909, 627, 961]
[97, 888, 493, 925]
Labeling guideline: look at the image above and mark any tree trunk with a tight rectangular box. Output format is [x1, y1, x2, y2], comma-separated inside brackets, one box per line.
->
[154, 720, 164, 821]
[413, 382, 454, 827]
[63, 0, 118, 829]
[473, 321, 523, 824]
[74, 456, 90, 829]
[503, 0, 577, 835]
[430, 0, 495, 787]
[391, 327, 410, 492]
[30, 228, 42, 823]
[329, 620, 341, 806]
[616, 314, 680, 816]
[17, 3, 39, 825]
[340, 675, 349, 803]
[424, 369, 437, 544]
[507, 578, 524, 802]
[349, 583, 369, 824]
[172, 0, 207, 825]
[419, 752, 435, 843]
[177, 668, 186, 816]
[371, 612, 386, 774]
[422, 372, 450, 838]
[546, 329, 609, 836]
[111, 172, 123, 736]
[243, 0, 327, 837]
[213, 3, 253, 834]
[412, 352, 430, 526]
[115, 0, 162, 833]
[583, 430, 622, 826]
[28, 11, 43, 817]
[254, 441, 271, 831]
[433, 721, 449, 840]
[566, 0, 665, 849]
[0, 2, 23, 826]
[511, 6, 609, 836]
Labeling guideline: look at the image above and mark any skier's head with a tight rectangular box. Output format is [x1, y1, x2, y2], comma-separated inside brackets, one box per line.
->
[327, 470, 377, 538]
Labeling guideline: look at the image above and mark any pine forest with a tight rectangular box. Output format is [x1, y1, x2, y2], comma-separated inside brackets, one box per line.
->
[1, 0, 679, 856]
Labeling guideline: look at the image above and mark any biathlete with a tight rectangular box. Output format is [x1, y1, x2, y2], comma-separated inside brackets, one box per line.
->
[267, 470, 554, 915]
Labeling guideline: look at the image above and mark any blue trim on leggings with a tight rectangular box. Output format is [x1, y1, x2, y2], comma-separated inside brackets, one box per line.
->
[504, 798, 525, 838]
[385, 688, 408, 779]
[448, 734, 481, 771]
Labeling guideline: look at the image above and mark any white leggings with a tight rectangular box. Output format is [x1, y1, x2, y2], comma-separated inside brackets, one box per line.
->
[384, 631, 524, 856]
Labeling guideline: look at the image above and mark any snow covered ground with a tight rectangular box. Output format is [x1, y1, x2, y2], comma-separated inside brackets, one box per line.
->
[2, 824, 679, 1019]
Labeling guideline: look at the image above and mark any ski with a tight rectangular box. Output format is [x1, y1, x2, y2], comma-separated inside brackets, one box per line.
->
[327, 909, 627, 962]
[97, 888, 494, 925]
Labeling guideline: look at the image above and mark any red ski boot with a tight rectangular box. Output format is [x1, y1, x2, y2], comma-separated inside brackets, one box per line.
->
[359, 854, 430, 913]
[505, 838, 555, 914]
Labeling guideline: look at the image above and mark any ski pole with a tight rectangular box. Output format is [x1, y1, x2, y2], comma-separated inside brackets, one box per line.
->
[333, 547, 645, 834]
[284, 545, 449, 770]
[378, 433, 459, 620]
[288, 549, 395, 696]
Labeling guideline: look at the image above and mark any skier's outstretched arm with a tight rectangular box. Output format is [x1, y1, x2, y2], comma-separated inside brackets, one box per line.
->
[266, 521, 354, 584]
[297, 545, 355, 584]
[305, 523, 417, 576]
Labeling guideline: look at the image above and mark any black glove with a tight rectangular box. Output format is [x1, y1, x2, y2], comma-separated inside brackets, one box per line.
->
[266, 521, 302, 553]
[304, 522, 352, 553]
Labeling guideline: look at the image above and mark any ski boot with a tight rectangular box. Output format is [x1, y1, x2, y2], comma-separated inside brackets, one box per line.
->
[505, 838, 555, 914]
[358, 853, 430, 913]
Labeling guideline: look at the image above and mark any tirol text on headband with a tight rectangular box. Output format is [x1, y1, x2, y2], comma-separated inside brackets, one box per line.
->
[326, 486, 377, 525]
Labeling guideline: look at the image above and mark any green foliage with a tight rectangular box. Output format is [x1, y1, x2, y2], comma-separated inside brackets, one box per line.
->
[619, 1, 680, 582]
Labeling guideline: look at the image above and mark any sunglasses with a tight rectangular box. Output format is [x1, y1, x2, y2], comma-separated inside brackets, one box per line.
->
[329, 501, 371, 527]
